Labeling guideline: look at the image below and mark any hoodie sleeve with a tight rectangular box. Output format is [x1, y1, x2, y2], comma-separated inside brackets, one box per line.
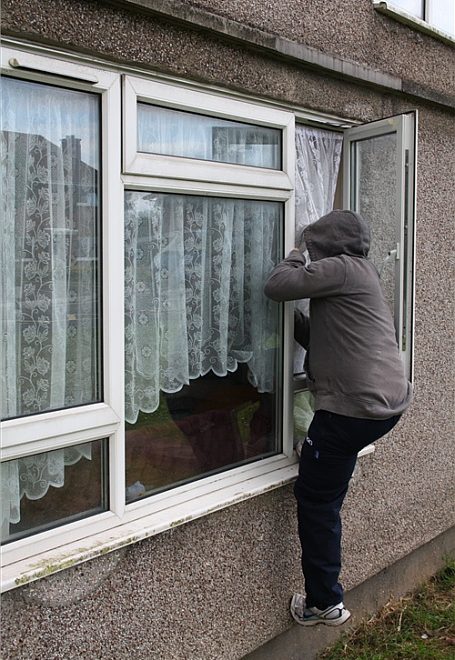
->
[264, 249, 346, 301]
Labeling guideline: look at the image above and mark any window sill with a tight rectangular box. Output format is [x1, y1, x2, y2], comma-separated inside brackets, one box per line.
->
[1, 444, 375, 593]
[1, 454, 296, 592]
[373, 2, 455, 46]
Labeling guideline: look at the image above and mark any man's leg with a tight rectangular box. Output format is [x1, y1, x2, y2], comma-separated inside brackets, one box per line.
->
[293, 410, 400, 610]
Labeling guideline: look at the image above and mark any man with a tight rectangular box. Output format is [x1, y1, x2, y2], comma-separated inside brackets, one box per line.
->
[264, 210, 413, 626]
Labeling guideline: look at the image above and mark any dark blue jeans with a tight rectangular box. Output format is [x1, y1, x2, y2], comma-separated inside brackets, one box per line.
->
[294, 409, 401, 609]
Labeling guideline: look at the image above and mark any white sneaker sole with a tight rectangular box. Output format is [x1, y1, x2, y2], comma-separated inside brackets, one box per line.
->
[290, 595, 351, 627]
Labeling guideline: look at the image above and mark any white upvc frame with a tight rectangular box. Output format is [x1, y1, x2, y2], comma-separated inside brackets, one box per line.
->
[1, 47, 298, 589]
[343, 112, 417, 380]
[0, 47, 125, 566]
[123, 75, 295, 191]
[0, 44, 390, 593]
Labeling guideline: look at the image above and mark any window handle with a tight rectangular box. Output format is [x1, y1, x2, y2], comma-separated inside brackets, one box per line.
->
[379, 245, 399, 278]
[8, 58, 98, 84]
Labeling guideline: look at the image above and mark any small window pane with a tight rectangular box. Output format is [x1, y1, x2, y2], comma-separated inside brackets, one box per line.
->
[137, 103, 281, 169]
[1, 439, 108, 544]
[124, 192, 283, 500]
[391, 0, 424, 18]
[427, 0, 455, 35]
[351, 133, 398, 315]
[1, 77, 102, 420]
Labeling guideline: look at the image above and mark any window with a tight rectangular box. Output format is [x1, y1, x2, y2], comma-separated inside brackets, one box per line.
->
[137, 104, 282, 168]
[1, 48, 296, 590]
[123, 76, 293, 189]
[292, 125, 343, 440]
[122, 76, 295, 499]
[374, 1, 455, 40]
[124, 192, 283, 499]
[343, 113, 417, 379]
[1, 73, 109, 540]
[1, 46, 416, 590]
[1, 48, 122, 579]
[2, 77, 102, 420]
[292, 116, 417, 443]
[2, 439, 108, 544]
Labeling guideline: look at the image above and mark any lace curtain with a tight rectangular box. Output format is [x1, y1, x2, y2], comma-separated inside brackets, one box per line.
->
[294, 125, 343, 372]
[1, 78, 100, 538]
[125, 193, 281, 424]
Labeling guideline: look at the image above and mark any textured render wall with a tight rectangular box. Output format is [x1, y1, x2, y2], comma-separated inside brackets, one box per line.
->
[1, 0, 395, 120]
[182, 0, 455, 99]
[1, 1, 454, 659]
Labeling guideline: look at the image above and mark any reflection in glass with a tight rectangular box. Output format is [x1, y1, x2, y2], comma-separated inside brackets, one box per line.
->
[427, 1, 455, 36]
[124, 193, 283, 499]
[390, 0, 424, 19]
[1, 439, 108, 544]
[351, 133, 398, 314]
[137, 103, 281, 169]
[1, 77, 101, 420]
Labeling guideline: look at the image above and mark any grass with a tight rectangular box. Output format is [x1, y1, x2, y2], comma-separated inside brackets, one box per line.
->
[319, 559, 455, 659]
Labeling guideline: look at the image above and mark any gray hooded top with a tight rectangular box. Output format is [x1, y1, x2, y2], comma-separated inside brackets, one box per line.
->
[264, 210, 413, 420]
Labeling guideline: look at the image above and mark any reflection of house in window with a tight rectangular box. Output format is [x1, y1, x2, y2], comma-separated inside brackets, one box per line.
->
[212, 126, 281, 168]
[5, 131, 99, 262]
[3, 129, 100, 417]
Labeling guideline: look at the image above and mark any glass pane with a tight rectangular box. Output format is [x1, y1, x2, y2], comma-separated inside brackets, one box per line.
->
[124, 192, 282, 500]
[137, 103, 281, 169]
[1, 77, 101, 420]
[293, 124, 343, 376]
[391, 0, 424, 18]
[351, 133, 398, 314]
[427, 0, 455, 35]
[1, 439, 108, 544]
[294, 390, 314, 441]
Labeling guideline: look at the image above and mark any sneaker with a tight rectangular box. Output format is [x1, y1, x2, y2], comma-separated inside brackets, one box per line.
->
[290, 593, 351, 626]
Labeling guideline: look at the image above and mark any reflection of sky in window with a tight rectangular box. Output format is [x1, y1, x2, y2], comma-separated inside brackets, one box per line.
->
[1, 77, 99, 168]
[137, 103, 280, 168]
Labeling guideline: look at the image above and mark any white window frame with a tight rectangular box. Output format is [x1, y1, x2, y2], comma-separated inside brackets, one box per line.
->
[0, 47, 126, 572]
[343, 112, 417, 380]
[1, 44, 414, 593]
[0, 46, 297, 592]
[123, 75, 295, 190]
[373, 1, 455, 44]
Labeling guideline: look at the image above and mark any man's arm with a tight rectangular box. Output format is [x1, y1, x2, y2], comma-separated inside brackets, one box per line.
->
[264, 249, 347, 301]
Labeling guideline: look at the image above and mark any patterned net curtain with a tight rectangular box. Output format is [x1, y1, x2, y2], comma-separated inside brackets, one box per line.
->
[294, 125, 343, 373]
[124, 193, 280, 424]
[1, 79, 99, 538]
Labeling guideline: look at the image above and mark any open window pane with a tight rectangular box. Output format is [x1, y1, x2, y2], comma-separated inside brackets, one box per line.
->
[1, 439, 109, 544]
[1, 77, 102, 420]
[124, 192, 283, 499]
[137, 103, 281, 169]
[350, 132, 399, 314]
[343, 113, 417, 377]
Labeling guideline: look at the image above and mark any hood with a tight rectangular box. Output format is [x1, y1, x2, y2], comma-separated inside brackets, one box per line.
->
[303, 210, 371, 261]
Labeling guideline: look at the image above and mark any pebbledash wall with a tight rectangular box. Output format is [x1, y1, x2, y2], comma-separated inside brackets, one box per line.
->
[1, 1, 454, 658]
